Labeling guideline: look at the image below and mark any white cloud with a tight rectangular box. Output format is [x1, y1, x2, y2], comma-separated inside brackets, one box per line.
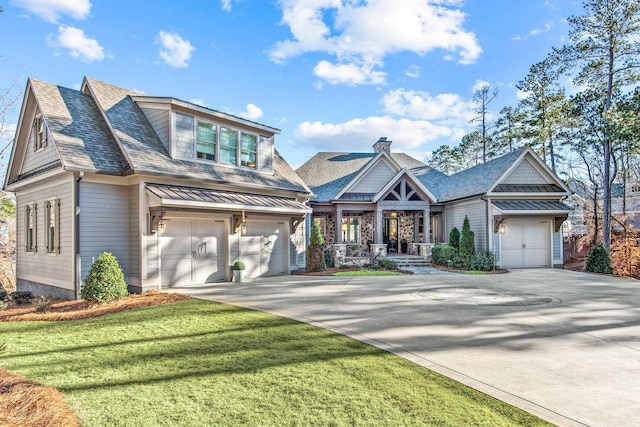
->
[47, 26, 105, 62]
[294, 115, 464, 153]
[221, 0, 233, 12]
[314, 60, 386, 86]
[238, 103, 264, 121]
[381, 88, 475, 126]
[268, 0, 481, 85]
[404, 65, 420, 78]
[11, 0, 91, 22]
[529, 22, 554, 36]
[472, 79, 491, 92]
[158, 31, 194, 68]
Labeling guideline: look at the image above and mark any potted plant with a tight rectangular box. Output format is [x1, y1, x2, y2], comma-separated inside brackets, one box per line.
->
[400, 238, 408, 254]
[232, 261, 246, 282]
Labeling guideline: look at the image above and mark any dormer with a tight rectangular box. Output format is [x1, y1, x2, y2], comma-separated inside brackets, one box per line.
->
[132, 96, 278, 174]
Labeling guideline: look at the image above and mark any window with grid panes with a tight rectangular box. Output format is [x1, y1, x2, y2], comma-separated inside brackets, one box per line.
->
[219, 127, 238, 165]
[240, 133, 257, 168]
[196, 122, 216, 160]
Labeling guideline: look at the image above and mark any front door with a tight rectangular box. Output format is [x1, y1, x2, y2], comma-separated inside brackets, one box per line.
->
[383, 218, 398, 253]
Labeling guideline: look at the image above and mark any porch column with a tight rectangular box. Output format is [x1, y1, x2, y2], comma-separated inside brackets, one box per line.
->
[413, 212, 419, 243]
[375, 207, 383, 244]
[336, 207, 343, 244]
[424, 208, 431, 243]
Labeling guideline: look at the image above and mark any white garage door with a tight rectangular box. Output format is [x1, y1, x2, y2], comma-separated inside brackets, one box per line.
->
[501, 219, 550, 268]
[161, 219, 226, 286]
[240, 220, 286, 278]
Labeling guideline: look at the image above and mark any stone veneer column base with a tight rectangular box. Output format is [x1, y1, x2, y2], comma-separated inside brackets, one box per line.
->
[370, 244, 388, 257]
[332, 244, 347, 266]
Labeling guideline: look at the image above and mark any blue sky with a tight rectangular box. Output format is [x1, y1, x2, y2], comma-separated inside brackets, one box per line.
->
[0, 0, 584, 169]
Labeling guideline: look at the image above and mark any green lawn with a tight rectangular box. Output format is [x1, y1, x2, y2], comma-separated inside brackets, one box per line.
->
[333, 269, 405, 276]
[0, 299, 551, 426]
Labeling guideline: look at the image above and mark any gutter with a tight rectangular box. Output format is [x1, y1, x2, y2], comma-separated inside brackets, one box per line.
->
[73, 172, 83, 299]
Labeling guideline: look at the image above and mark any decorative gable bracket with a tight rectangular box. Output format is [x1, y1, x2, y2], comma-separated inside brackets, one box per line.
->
[150, 210, 166, 234]
[291, 215, 305, 233]
[554, 215, 568, 233]
[493, 215, 505, 233]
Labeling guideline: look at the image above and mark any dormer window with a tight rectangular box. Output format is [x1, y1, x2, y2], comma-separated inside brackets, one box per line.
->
[196, 122, 216, 160]
[32, 115, 48, 151]
[219, 127, 238, 165]
[172, 111, 274, 173]
[241, 134, 257, 169]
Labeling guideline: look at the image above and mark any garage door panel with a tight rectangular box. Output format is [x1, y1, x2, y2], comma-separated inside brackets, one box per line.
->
[241, 221, 286, 278]
[501, 219, 550, 268]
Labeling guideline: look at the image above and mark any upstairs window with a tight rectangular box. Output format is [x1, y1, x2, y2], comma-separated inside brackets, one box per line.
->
[196, 122, 216, 161]
[33, 116, 48, 151]
[219, 127, 238, 165]
[26, 204, 36, 252]
[45, 199, 60, 254]
[241, 133, 257, 168]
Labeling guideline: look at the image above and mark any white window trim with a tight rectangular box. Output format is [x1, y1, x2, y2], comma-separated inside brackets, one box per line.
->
[45, 199, 60, 254]
[26, 203, 37, 253]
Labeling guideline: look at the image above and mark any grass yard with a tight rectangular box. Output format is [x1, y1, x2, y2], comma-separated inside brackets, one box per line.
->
[0, 299, 551, 426]
[333, 269, 406, 276]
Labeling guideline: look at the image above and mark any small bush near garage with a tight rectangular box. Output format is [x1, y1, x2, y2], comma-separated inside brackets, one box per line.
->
[460, 216, 475, 255]
[10, 291, 34, 305]
[432, 245, 457, 265]
[81, 252, 129, 303]
[585, 245, 613, 274]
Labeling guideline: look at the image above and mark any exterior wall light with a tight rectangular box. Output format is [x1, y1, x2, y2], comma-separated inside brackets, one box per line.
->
[158, 220, 166, 237]
[241, 224, 247, 236]
[499, 223, 506, 234]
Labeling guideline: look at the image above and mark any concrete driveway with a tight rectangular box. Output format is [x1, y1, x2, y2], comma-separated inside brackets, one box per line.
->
[171, 269, 640, 427]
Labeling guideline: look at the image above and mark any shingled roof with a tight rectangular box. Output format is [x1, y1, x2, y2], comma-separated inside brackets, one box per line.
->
[28, 78, 129, 175]
[82, 77, 310, 194]
[296, 152, 428, 201]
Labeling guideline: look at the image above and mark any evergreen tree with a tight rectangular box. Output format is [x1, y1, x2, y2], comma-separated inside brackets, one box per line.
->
[448, 227, 460, 249]
[460, 216, 475, 255]
[306, 219, 326, 272]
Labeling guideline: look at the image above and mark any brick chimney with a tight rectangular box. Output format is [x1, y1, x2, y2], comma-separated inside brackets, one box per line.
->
[373, 137, 392, 154]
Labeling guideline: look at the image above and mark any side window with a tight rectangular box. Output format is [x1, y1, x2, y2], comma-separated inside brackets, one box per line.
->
[26, 203, 37, 252]
[240, 133, 257, 168]
[33, 116, 49, 151]
[45, 199, 60, 254]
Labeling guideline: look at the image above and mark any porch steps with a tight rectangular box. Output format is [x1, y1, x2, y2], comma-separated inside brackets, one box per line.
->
[387, 254, 431, 268]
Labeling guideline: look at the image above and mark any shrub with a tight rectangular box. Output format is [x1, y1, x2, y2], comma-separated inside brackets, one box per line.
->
[34, 296, 52, 312]
[306, 219, 326, 272]
[10, 291, 34, 305]
[585, 245, 613, 274]
[232, 261, 246, 270]
[81, 252, 129, 303]
[448, 227, 460, 249]
[431, 245, 458, 266]
[378, 257, 398, 270]
[460, 216, 475, 256]
[468, 251, 496, 271]
[0, 301, 7, 311]
[0, 285, 7, 301]
[323, 249, 334, 268]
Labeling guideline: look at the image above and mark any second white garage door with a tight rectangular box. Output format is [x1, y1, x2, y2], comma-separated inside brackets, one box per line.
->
[161, 219, 226, 286]
[501, 219, 550, 268]
[240, 220, 286, 278]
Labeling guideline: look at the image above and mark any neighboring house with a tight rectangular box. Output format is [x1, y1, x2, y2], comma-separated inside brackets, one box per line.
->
[296, 138, 573, 268]
[4, 77, 312, 299]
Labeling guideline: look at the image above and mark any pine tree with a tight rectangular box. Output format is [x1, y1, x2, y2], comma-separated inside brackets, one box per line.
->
[448, 227, 460, 249]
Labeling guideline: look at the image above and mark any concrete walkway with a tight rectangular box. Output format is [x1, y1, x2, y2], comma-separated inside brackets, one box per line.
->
[171, 269, 640, 427]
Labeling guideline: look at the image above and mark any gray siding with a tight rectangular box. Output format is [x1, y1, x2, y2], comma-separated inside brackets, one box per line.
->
[128, 185, 140, 283]
[553, 230, 561, 259]
[79, 182, 129, 281]
[351, 161, 395, 193]
[15, 177, 74, 292]
[174, 112, 195, 159]
[502, 158, 547, 184]
[141, 108, 170, 152]
[145, 234, 159, 280]
[444, 198, 487, 251]
[21, 126, 61, 175]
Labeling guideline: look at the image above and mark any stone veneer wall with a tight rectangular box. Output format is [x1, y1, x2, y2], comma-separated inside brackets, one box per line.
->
[316, 211, 420, 245]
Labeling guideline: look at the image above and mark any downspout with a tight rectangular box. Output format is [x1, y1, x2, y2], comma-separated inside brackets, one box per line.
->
[73, 172, 83, 299]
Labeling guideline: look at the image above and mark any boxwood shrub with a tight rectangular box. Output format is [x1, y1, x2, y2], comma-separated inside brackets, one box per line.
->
[431, 245, 458, 266]
[81, 252, 129, 303]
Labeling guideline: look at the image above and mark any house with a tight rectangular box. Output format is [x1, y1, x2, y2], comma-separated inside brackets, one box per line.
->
[4, 77, 312, 299]
[296, 138, 573, 268]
